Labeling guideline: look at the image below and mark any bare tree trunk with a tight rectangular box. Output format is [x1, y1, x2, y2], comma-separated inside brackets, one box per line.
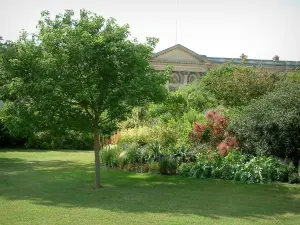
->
[93, 123, 101, 188]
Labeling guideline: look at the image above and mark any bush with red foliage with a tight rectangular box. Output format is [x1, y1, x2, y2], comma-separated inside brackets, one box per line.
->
[189, 109, 239, 156]
[218, 132, 239, 156]
[205, 109, 229, 145]
[188, 122, 207, 146]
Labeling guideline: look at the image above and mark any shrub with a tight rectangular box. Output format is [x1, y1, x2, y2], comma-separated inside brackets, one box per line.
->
[25, 130, 93, 150]
[141, 163, 149, 173]
[175, 81, 219, 112]
[0, 120, 26, 148]
[147, 142, 163, 162]
[170, 145, 196, 164]
[188, 109, 238, 155]
[201, 63, 280, 106]
[231, 80, 300, 162]
[178, 162, 194, 177]
[100, 147, 120, 167]
[212, 151, 248, 180]
[159, 157, 169, 175]
[116, 144, 140, 168]
[110, 132, 121, 145]
[179, 151, 288, 184]
[168, 158, 178, 175]
[235, 156, 287, 183]
[186, 87, 219, 112]
[288, 173, 299, 184]
[159, 156, 178, 175]
[152, 124, 178, 147]
[188, 121, 209, 146]
[119, 126, 154, 146]
[145, 92, 188, 121]
[286, 162, 300, 184]
[148, 161, 160, 173]
[123, 163, 138, 172]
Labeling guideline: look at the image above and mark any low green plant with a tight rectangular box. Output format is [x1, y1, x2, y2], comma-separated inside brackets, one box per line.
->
[235, 156, 287, 183]
[288, 172, 299, 184]
[123, 163, 137, 172]
[159, 156, 178, 175]
[212, 151, 247, 180]
[116, 144, 140, 168]
[148, 161, 160, 173]
[168, 158, 178, 175]
[147, 142, 163, 162]
[141, 163, 149, 173]
[178, 151, 289, 184]
[159, 157, 169, 175]
[178, 162, 194, 177]
[100, 147, 120, 168]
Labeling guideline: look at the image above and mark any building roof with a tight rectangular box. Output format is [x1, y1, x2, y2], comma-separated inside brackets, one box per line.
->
[151, 44, 300, 69]
[150, 44, 209, 63]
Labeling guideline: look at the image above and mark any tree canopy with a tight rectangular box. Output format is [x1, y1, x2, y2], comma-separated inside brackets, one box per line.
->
[0, 9, 170, 187]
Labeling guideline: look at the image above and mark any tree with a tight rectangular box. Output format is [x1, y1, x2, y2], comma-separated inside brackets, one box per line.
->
[0, 10, 170, 188]
[230, 78, 300, 163]
[200, 63, 281, 107]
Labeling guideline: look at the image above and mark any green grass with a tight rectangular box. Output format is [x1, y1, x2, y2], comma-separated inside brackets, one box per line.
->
[1, 150, 300, 225]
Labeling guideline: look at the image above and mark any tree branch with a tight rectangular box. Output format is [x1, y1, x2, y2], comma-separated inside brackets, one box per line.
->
[83, 106, 93, 119]
[99, 116, 113, 125]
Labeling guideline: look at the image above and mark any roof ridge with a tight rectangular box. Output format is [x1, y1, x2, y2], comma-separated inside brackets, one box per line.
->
[150, 44, 209, 63]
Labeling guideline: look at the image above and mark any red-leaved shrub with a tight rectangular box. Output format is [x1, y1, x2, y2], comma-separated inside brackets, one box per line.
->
[189, 109, 239, 156]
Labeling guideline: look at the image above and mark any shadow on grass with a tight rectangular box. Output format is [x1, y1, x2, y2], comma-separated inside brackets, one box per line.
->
[0, 148, 91, 152]
[1, 157, 300, 220]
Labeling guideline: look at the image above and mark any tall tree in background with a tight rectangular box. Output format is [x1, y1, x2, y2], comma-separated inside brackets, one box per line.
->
[0, 10, 170, 188]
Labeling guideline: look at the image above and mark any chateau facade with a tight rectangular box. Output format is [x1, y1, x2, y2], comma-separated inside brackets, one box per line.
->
[149, 44, 300, 90]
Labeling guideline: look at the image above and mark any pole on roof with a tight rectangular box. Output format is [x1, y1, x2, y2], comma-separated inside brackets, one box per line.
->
[175, 0, 179, 44]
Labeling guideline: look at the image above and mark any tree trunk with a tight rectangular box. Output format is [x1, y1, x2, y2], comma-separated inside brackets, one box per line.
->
[93, 123, 101, 188]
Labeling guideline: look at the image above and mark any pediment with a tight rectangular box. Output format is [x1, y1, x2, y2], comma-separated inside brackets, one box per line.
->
[150, 44, 209, 64]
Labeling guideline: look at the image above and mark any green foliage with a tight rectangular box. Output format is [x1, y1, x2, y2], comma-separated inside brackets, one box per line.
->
[119, 126, 154, 146]
[115, 144, 141, 168]
[148, 161, 160, 173]
[0, 119, 26, 147]
[0, 9, 169, 146]
[231, 80, 300, 162]
[147, 142, 163, 162]
[152, 123, 179, 147]
[235, 156, 288, 183]
[201, 63, 280, 106]
[184, 87, 219, 112]
[288, 173, 299, 184]
[159, 156, 178, 175]
[25, 130, 93, 150]
[101, 147, 121, 167]
[170, 145, 196, 164]
[0, 10, 171, 187]
[118, 122, 183, 148]
[287, 162, 300, 184]
[146, 92, 187, 122]
[178, 162, 194, 177]
[178, 151, 288, 183]
[211, 151, 247, 180]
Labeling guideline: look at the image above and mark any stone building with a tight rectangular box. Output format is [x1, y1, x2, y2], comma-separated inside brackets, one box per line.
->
[149, 44, 300, 90]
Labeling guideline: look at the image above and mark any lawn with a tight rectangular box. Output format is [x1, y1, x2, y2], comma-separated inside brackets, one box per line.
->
[0, 150, 300, 225]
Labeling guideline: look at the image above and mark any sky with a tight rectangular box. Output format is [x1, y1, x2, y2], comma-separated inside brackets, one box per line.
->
[1, 0, 300, 61]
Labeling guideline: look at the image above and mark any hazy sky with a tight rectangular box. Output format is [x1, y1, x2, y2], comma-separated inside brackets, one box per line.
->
[1, 0, 299, 60]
